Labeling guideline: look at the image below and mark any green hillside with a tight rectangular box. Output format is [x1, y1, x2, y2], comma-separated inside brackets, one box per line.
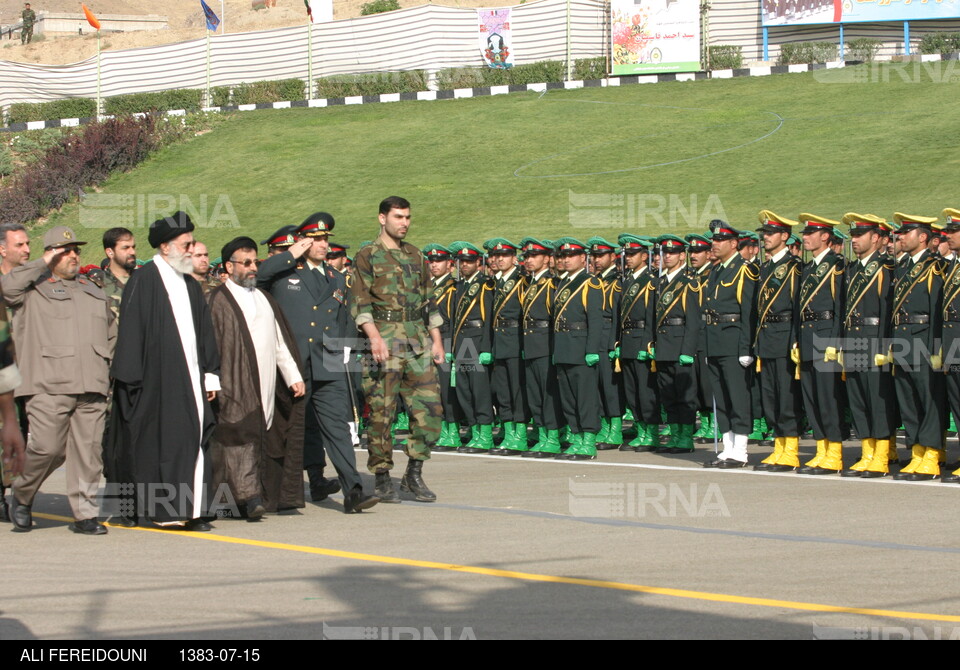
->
[37, 61, 960, 262]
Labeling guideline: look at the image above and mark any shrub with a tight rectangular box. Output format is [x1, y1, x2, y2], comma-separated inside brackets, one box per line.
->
[6, 98, 97, 125]
[918, 32, 960, 55]
[0, 145, 13, 178]
[211, 86, 231, 107]
[104, 89, 204, 115]
[230, 78, 306, 105]
[708, 45, 743, 70]
[574, 57, 607, 80]
[0, 116, 158, 224]
[846, 37, 882, 62]
[315, 70, 427, 97]
[360, 0, 400, 15]
[436, 60, 566, 89]
[777, 41, 838, 65]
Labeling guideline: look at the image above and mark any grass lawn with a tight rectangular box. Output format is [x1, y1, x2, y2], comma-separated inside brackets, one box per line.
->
[37, 61, 960, 263]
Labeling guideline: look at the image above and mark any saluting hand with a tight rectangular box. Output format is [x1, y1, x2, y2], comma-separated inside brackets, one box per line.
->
[288, 237, 313, 260]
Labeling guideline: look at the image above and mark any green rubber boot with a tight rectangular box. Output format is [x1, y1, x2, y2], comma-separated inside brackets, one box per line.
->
[628, 422, 651, 448]
[498, 421, 520, 450]
[462, 424, 493, 453]
[459, 425, 480, 451]
[507, 422, 530, 452]
[529, 426, 547, 451]
[595, 416, 611, 445]
[530, 429, 562, 458]
[657, 424, 679, 452]
[559, 432, 583, 459]
[573, 432, 598, 460]
[673, 424, 696, 452]
[950, 413, 957, 434]
[692, 413, 713, 441]
[600, 417, 624, 449]
[748, 418, 765, 442]
[561, 425, 573, 445]
[623, 408, 635, 422]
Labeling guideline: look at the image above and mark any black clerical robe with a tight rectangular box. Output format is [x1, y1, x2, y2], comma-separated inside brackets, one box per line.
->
[107, 261, 220, 523]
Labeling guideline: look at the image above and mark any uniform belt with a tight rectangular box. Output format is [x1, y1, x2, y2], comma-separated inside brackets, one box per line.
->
[846, 316, 881, 327]
[524, 318, 550, 330]
[622, 319, 647, 330]
[762, 311, 793, 324]
[801, 310, 834, 322]
[894, 312, 929, 326]
[661, 317, 686, 327]
[495, 318, 519, 329]
[555, 320, 588, 332]
[602, 316, 612, 322]
[702, 312, 740, 325]
[463, 318, 485, 329]
[373, 306, 421, 322]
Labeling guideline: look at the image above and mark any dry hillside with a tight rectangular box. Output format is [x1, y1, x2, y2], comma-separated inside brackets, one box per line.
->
[1, 0, 512, 64]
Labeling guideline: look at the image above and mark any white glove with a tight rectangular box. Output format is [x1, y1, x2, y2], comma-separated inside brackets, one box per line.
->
[738, 356, 754, 368]
[343, 346, 352, 366]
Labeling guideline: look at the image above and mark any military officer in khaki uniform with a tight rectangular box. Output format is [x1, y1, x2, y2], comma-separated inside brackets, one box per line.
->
[2, 226, 117, 535]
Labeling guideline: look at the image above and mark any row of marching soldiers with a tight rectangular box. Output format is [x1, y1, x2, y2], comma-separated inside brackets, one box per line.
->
[419, 206, 960, 481]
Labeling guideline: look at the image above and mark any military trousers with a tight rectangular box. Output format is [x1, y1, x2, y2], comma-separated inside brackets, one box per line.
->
[493, 357, 526, 423]
[556, 363, 600, 434]
[363, 344, 440, 473]
[707, 356, 752, 435]
[524, 355, 561, 430]
[455, 359, 493, 426]
[894, 361, 945, 448]
[656, 361, 697, 424]
[758, 357, 802, 437]
[306, 377, 361, 491]
[15, 392, 106, 520]
[799, 360, 844, 442]
[845, 366, 897, 440]
[597, 355, 623, 418]
[621, 357, 659, 425]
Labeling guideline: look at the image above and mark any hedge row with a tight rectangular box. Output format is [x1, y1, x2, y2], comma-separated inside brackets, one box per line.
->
[104, 89, 204, 115]
[918, 32, 960, 55]
[778, 41, 838, 65]
[708, 45, 743, 70]
[6, 99, 97, 125]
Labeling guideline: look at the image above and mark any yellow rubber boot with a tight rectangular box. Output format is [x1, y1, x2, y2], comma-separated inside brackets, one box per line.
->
[804, 439, 826, 468]
[779, 437, 801, 467]
[899, 444, 924, 474]
[816, 441, 844, 472]
[861, 439, 891, 478]
[910, 447, 941, 479]
[850, 438, 875, 471]
[759, 437, 784, 466]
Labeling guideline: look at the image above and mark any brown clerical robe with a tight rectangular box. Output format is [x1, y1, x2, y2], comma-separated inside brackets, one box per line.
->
[207, 282, 306, 514]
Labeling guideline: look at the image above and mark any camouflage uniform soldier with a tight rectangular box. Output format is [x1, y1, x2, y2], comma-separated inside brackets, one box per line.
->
[351, 197, 444, 503]
[21, 4, 36, 45]
[0, 303, 25, 523]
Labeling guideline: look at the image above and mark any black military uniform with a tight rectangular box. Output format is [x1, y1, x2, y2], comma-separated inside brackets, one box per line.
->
[451, 243, 496, 453]
[753, 211, 803, 472]
[588, 237, 624, 449]
[890, 213, 946, 480]
[425, 245, 460, 451]
[257, 213, 368, 504]
[519, 238, 563, 458]
[795, 213, 846, 475]
[653, 235, 701, 453]
[701, 222, 758, 467]
[617, 234, 659, 450]
[485, 239, 529, 455]
[940, 208, 960, 483]
[552, 238, 604, 460]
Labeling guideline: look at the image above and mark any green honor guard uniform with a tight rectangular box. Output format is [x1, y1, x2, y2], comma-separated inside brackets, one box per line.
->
[940, 209, 960, 483]
[839, 213, 898, 478]
[450, 242, 496, 454]
[484, 238, 530, 455]
[552, 238, 604, 460]
[753, 211, 804, 472]
[890, 213, 946, 481]
[424, 244, 461, 451]
[701, 221, 758, 468]
[652, 235, 702, 453]
[518, 238, 564, 458]
[588, 237, 625, 450]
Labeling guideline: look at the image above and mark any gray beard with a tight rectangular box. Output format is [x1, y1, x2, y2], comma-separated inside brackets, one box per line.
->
[236, 276, 257, 289]
[166, 248, 193, 274]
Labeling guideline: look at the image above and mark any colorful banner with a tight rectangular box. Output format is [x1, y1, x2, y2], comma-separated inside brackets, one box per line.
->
[762, 0, 960, 26]
[611, 0, 701, 75]
[478, 9, 513, 69]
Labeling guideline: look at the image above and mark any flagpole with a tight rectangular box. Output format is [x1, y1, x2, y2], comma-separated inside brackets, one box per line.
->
[206, 29, 211, 107]
[220, 0, 225, 33]
[307, 19, 313, 99]
[96, 31, 102, 118]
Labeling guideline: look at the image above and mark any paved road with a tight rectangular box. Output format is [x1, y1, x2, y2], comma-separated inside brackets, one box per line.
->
[4, 441, 960, 640]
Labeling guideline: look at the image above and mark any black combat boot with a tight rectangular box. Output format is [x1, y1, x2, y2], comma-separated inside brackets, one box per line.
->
[399, 460, 436, 502]
[375, 469, 401, 504]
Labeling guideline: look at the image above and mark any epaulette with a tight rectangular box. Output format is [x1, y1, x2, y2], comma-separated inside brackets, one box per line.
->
[742, 263, 759, 281]
[587, 277, 604, 290]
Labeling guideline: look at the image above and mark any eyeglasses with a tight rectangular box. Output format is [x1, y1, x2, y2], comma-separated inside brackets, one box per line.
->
[228, 258, 257, 267]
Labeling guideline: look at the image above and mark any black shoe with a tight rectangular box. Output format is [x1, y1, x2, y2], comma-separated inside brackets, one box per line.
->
[0, 492, 8, 523]
[113, 516, 138, 528]
[840, 469, 864, 478]
[665, 447, 695, 455]
[942, 473, 960, 484]
[400, 460, 437, 502]
[185, 519, 213, 532]
[70, 519, 108, 535]
[635, 445, 659, 453]
[900, 473, 937, 482]
[767, 464, 798, 472]
[702, 458, 724, 468]
[375, 470, 401, 504]
[488, 448, 512, 456]
[716, 459, 747, 469]
[595, 443, 620, 451]
[753, 463, 772, 471]
[530, 450, 558, 459]
[806, 467, 841, 475]
[796, 465, 816, 475]
[618, 444, 638, 452]
[11, 498, 31, 532]
[860, 470, 889, 479]
[309, 469, 341, 502]
[245, 497, 266, 521]
[344, 487, 380, 514]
